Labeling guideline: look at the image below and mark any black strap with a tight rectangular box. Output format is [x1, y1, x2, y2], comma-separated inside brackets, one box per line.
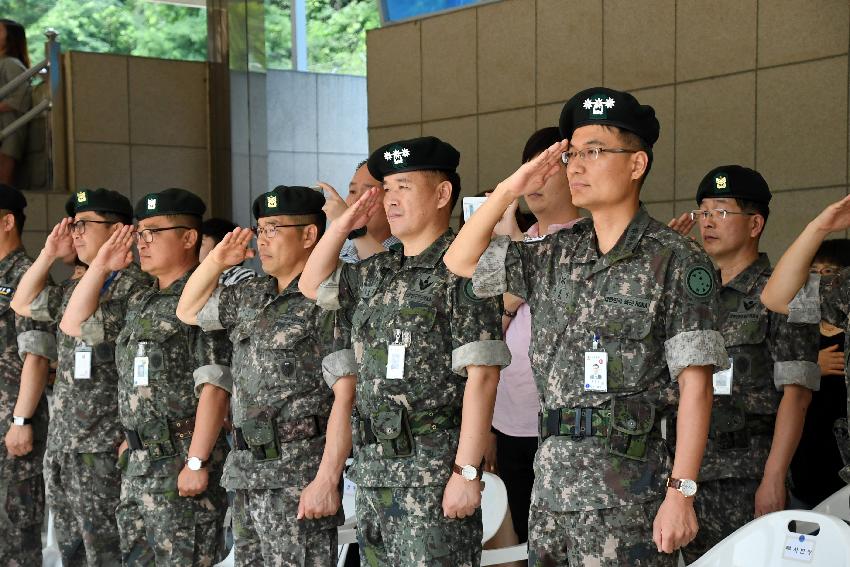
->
[125, 430, 143, 451]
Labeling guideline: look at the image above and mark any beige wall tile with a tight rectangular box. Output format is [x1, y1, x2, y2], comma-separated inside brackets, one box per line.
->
[477, 0, 536, 112]
[757, 57, 848, 191]
[46, 193, 69, 227]
[676, 0, 757, 81]
[422, 10, 477, 121]
[604, 0, 674, 90]
[130, 146, 209, 204]
[632, 85, 674, 203]
[367, 23, 422, 127]
[73, 142, 132, 198]
[128, 58, 208, 148]
[537, 0, 603, 105]
[422, 116, 478, 206]
[478, 108, 535, 191]
[21, 192, 47, 232]
[758, 0, 849, 68]
[69, 52, 129, 144]
[762, 186, 848, 261]
[368, 124, 423, 152]
[536, 102, 565, 130]
[676, 72, 756, 198]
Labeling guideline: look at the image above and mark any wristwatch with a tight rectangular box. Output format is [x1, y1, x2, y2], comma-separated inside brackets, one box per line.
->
[666, 476, 698, 497]
[186, 456, 209, 471]
[452, 463, 482, 481]
[12, 415, 32, 426]
[347, 227, 367, 240]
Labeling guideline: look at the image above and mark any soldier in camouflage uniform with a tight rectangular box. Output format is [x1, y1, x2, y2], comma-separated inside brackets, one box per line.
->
[671, 166, 820, 562]
[62, 188, 232, 565]
[12, 188, 150, 566]
[762, 193, 850, 483]
[299, 136, 511, 566]
[176, 185, 356, 565]
[445, 88, 730, 566]
[0, 184, 56, 565]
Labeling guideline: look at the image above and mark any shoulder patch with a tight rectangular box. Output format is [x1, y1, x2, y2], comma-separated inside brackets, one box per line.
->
[685, 265, 714, 299]
[460, 278, 485, 304]
[0, 285, 13, 298]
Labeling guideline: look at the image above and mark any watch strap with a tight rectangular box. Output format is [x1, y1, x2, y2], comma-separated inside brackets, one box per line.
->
[452, 462, 481, 481]
[12, 416, 32, 426]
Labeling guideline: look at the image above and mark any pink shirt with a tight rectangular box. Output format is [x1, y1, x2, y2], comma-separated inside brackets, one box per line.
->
[491, 219, 582, 437]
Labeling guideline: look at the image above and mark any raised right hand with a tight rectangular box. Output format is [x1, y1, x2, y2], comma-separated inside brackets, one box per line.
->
[497, 139, 568, 199]
[811, 194, 850, 234]
[90, 224, 134, 272]
[209, 227, 254, 268]
[327, 185, 382, 236]
[43, 218, 75, 261]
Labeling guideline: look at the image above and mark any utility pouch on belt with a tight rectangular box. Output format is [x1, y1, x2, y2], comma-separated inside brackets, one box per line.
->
[371, 408, 414, 458]
[137, 418, 177, 461]
[241, 415, 280, 462]
[606, 398, 656, 462]
[709, 406, 749, 450]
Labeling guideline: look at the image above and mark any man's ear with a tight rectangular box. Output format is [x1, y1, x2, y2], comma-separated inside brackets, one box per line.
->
[436, 180, 453, 210]
[630, 151, 649, 182]
[301, 224, 319, 249]
[184, 228, 199, 250]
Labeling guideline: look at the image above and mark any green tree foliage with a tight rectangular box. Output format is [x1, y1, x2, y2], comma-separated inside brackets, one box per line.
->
[0, 0, 378, 74]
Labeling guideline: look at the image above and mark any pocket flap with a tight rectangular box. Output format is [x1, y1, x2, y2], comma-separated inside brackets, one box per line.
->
[242, 415, 276, 446]
[711, 405, 746, 434]
[371, 409, 404, 441]
[610, 398, 656, 435]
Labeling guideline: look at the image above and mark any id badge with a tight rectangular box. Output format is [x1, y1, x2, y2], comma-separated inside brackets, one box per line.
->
[133, 342, 149, 387]
[74, 344, 92, 380]
[712, 357, 734, 396]
[584, 351, 608, 392]
[386, 328, 407, 380]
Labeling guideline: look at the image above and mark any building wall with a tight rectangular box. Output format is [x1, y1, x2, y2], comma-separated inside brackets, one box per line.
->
[366, 0, 850, 259]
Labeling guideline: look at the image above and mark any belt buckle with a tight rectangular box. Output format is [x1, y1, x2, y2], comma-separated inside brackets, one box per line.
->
[571, 409, 584, 440]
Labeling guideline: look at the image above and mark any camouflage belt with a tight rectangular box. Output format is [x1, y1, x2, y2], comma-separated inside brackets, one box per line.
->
[124, 416, 195, 458]
[538, 407, 612, 441]
[358, 405, 461, 446]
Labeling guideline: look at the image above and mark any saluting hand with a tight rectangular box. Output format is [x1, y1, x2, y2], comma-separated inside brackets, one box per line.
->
[43, 218, 75, 261]
[325, 184, 382, 237]
[498, 139, 569, 200]
[668, 212, 696, 238]
[90, 224, 134, 272]
[208, 227, 254, 268]
[811, 194, 850, 234]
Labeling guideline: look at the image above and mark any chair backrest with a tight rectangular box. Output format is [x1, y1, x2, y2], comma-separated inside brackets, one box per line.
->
[813, 484, 850, 521]
[481, 471, 509, 544]
[691, 510, 850, 567]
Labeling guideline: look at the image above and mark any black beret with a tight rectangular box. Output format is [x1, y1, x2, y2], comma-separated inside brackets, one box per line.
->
[134, 187, 206, 220]
[367, 136, 459, 182]
[559, 87, 660, 147]
[66, 188, 132, 218]
[696, 165, 772, 205]
[252, 185, 325, 220]
[0, 184, 26, 213]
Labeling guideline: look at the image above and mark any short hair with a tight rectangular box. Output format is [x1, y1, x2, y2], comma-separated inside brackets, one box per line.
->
[814, 238, 850, 268]
[355, 159, 368, 171]
[601, 125, 653, 184]
[522, 127, 562, 163]
[99, 211, 132, 226]
[163, 214, 202, 253]
[734, 198, 770, 227]
[201, 217, 238, 245]
[285, 213, 326, 240]
[421, 170, 462, 209]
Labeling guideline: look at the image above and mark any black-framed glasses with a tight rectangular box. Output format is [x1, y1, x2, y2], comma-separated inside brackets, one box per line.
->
[71, 219, 114, 235]
[561, 147, 638, 165]
[251, 224, 309, 239]
[689, 209, 757, 221]
[132, 226, 192, 244]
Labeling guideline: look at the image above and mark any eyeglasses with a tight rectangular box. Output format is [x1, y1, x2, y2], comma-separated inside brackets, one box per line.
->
[251, 224, 309, 239]
[561, 147, 638, 165]
[689, 209, 757, 221]
[810, 266, 839, 276]
[71, 219, 114, 235]
[132, 226, 192, 244]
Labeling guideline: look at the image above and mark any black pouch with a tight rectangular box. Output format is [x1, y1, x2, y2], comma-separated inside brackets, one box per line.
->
[137, 418, 176, 461]
[241, 415, 280, 461]
[371, 408, 414, 458]
[607, 398, 656, 462]
[710, 405, 749, 450]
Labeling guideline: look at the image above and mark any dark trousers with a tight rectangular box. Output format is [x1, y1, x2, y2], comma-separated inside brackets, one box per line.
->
[494, 428, 538, 543]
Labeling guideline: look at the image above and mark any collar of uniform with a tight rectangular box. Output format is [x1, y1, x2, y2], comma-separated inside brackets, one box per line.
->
[0, 247, 25, 280]
[398, 228, 454, 269]
[154, 266, 196, 294]
[723, 252, 771, 294]
[578, 205, 652, 270]
[264, 273, 302, 298]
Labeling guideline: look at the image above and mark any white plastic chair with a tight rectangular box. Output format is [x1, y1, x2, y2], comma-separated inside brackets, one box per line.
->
[42, 510, 62, 567]
[813, 484, 850, 521]
[691, 510, 850, 567]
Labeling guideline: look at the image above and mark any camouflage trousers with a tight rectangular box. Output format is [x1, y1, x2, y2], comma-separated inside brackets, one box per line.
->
[0, 472, 45, 567]
[116, 473, 227, 566]
[232, 487, 338, 566]
[528, 498, 676, 567]
[356, 485, 482, 567]
[681, 477, 759, 564]
[44, 450, 122, 566]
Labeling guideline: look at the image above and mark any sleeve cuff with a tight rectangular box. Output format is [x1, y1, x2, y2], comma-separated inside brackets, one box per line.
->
[471, 236, 511, 299]
[196, 288, 225, 332]
[788, 273, 821, 324]
[664, 330, 728, 380]
[451, 339, 512, 377]
[316, 262, 345, 311]
[193, 364, 233, 397]
[17, 330, 57, 362]
[322, 348, 357, 389]
[774, 360, 821, 391]
[29, 287, 56, 322]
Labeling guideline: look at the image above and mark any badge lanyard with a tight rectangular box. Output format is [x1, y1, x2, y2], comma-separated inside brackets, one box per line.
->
[584, 331, 608, 392]
[386, 328, 410, 380]
[133, 342, 150, 387]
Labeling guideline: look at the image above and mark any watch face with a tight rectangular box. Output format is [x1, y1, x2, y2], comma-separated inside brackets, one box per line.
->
[461, 465, 477, 481]
[187, 457, 202, 471]
[679, 479, 698, 497]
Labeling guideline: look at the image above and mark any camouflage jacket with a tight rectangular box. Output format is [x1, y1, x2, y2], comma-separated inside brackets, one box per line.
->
[113, 268, 232, 480]
[197, 274, 353, 491]
[32, 264, 152, 454]
[698, 254, 819, 481]
[473, 206, 729, 512]
[318, 229, 511, 488]
[0, 248, 56, 481]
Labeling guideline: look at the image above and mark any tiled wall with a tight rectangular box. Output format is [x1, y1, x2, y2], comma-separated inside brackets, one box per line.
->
[366, 0, 850, 259]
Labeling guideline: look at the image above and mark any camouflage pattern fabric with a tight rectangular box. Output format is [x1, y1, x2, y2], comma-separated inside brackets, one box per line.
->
[0, 472, 45, 566]
[355, 485, 482, 567]
[232, 487, 338, 567]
